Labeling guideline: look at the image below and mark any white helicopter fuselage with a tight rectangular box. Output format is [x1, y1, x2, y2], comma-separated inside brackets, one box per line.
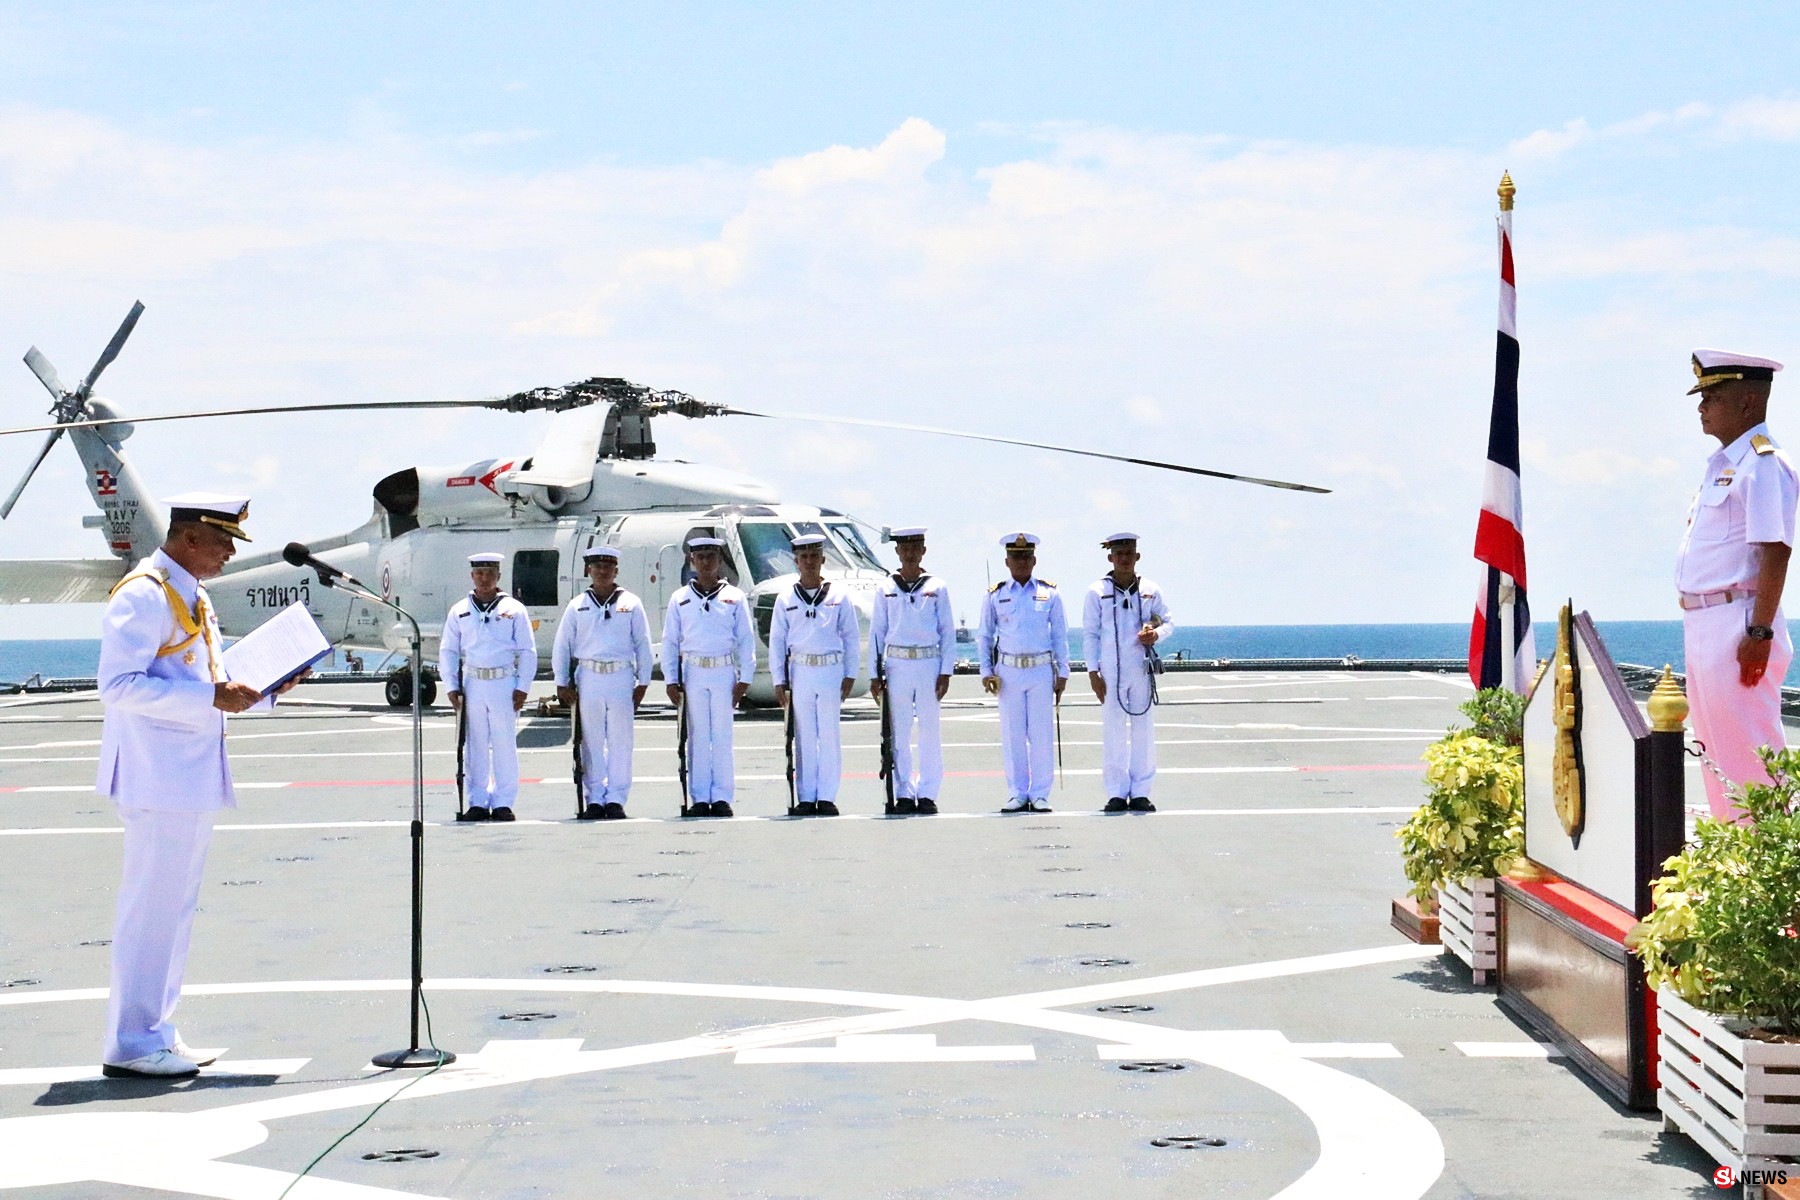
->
[203, 457, 891, 703]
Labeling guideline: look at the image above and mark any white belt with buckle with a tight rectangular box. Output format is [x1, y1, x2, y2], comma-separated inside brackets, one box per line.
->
[886, 645, 939, 660]
[684, 654, 735, 669]
[998, 650, 1053, 668]
[1679, 589, 1754, 610]
[469, 665, 512, 681]
[793, 652, 843, 667]
[580, 658, 630, 674]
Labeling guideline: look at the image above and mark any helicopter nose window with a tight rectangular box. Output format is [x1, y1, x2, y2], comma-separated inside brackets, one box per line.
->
[738, 522, 798, 583]
[826, 522, 884, 570]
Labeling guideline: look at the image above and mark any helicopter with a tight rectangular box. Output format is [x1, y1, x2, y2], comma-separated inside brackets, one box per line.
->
[0, 303, 1330, 706]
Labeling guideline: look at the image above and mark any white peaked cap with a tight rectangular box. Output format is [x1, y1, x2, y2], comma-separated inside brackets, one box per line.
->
[790, 534, 827, 548]
[1000, 532, 1040, 550]
[889, 526, 927, 539]
[1691, 348, 1785, 394]
[468, 553, 503, 565]
[582, 545, 621, 560]
[686, 536, 725, 549]
[1100, 531, 1140, 546]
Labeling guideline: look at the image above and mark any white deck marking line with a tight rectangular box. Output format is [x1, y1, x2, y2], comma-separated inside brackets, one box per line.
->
[736, 1034, 1035, 1064]
[0, 805, 1416, 836]
[0, 948, 1446, 1199]
[1454, 1041, 1565, 1058]
[1412, 670, 1477, 691]
[0, 1058, 309, 1086]
[1098, 1041, 1401, 1059]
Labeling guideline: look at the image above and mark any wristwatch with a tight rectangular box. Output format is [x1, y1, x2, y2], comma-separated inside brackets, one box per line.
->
[1746, 624, 1776, 641]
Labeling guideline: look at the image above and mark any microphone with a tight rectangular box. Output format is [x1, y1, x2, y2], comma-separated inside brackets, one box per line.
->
[284, 541, 365, 589]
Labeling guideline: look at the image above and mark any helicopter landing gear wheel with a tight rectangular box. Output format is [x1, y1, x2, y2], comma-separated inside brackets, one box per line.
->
[384, 670, 440, 708]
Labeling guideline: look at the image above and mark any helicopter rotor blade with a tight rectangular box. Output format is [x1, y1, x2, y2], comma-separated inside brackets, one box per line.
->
[22, 348, 66, 400]
[719, 408, 1332, 494]
[0, 397, 520, 439]
[0, 428, 66, 519]
[77, 301, 146, 399]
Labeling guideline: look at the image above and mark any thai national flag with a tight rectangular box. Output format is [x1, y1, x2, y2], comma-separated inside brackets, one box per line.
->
[1469, 179, 1536, 691]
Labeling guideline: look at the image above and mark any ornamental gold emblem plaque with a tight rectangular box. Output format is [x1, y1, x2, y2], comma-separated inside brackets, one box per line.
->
[1551, 602, 1587, 846]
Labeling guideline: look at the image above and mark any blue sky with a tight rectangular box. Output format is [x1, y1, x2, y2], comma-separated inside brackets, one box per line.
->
[5, 3, 1800, 636]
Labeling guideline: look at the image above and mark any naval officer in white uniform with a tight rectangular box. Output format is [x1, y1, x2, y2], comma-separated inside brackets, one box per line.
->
[98, 494, 292, 1078]
[662, 537, 756, 817]
[1083, 533, 1173, 813]
[978, 532, 1069, 812]
[770, 533, 862, 816]
[554, 545, 653, 820]
[869, 526, 956, 814]
[441, 552, 534, 822]
[1678, 348, 1798, 821]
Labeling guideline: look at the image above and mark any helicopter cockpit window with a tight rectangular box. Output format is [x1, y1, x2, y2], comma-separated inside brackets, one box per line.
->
[511, 550, 560, 607]
[826, 522, 884, 570]
[737, 522, 797, 584]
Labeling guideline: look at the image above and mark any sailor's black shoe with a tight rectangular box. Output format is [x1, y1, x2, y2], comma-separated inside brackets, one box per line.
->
[490, 806, 516, 822]
[681, 804, 704, 818]
[916, 798, 938, 815]
[1128, 797, 1156, 813]
[793, 801, 819, 817]
[1104, 797, 1129, 813]
[578, 804, 604, 821]
[457, 806, 491, 822]
[815, 801, 840, 817]
[894, 798, 918, 815]
[710, 801, 734, 818]
[601, 802, 627, 820]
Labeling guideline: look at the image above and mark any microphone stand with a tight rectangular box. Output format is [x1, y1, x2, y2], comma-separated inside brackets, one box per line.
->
[313, 570, 456, 1069]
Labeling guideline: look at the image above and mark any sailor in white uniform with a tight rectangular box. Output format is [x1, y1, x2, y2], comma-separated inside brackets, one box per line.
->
[441, 552, 535, 822]
[770, 533, 862, 816]
[661, 537, 757, 817]
[554, 545, 653, 820]
[869, 526, 956, 814]
[1677, 348, 1798, 821]
[978, 532, 1069, 812]
[1083, 533, 1174, 813]
[98, 494, 291, 1078]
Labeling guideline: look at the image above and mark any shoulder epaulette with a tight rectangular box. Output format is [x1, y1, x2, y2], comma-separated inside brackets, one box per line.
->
[989, 580, 1006, 593]
[108, 565, 203, 658]
[1753, 433, 1777, 456]
[1040, 579, 1056, 588]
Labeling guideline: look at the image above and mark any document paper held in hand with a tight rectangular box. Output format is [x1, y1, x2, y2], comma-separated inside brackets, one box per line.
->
[221, 601, 332, 696]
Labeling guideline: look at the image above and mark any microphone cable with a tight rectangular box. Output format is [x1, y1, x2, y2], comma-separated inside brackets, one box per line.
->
[275, 989, 448, 1199]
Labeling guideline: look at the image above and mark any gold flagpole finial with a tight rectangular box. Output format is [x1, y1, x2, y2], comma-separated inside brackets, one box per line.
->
[1498, 171, 1516, 212]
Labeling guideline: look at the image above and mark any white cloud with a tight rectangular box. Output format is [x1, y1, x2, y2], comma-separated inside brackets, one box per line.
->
[1717, 98, 1800, 141]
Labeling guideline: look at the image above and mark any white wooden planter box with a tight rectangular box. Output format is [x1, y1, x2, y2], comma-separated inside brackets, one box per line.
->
[1658, 988, 1800, 1197]
[1436, 877, 1498, 985]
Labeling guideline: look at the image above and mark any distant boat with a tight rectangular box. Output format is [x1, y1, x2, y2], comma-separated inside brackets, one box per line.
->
[955, 619, 974, 645]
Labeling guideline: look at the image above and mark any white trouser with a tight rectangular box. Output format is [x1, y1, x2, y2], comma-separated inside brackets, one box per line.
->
[997, 661, 1057, 800]
[577, 669, 637, 807]
[1101, 665, 1158, 798]
[106, 807, 213, 1063]
[884, 657, 943, 799]
[1684, 600, 1792, 821]
[682, 663, 737, 804]
[462, 674, 520, 808]
[789, 661, 845, 803]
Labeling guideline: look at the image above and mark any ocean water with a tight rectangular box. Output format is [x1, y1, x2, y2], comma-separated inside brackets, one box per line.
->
[2, 620, 1773, 685]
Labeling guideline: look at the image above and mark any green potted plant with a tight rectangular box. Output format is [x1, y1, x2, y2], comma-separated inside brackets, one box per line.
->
[1395, 688, 1525, 983]
[1629, 746, 1800, 1190]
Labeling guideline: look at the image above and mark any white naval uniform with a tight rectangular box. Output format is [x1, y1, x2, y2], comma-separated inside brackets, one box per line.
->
[978, 576, 1070, 801]
[552, 587, 654, 808]
[870, 572, 956, 800]
[96, 549, 272, 1064]
[660, 581, 757, 805]
[440, 593, 534, 809]
[1083, 576, 1173, 800]
[770, 581, 862, 804]
[1676, 422, 1799, 819]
